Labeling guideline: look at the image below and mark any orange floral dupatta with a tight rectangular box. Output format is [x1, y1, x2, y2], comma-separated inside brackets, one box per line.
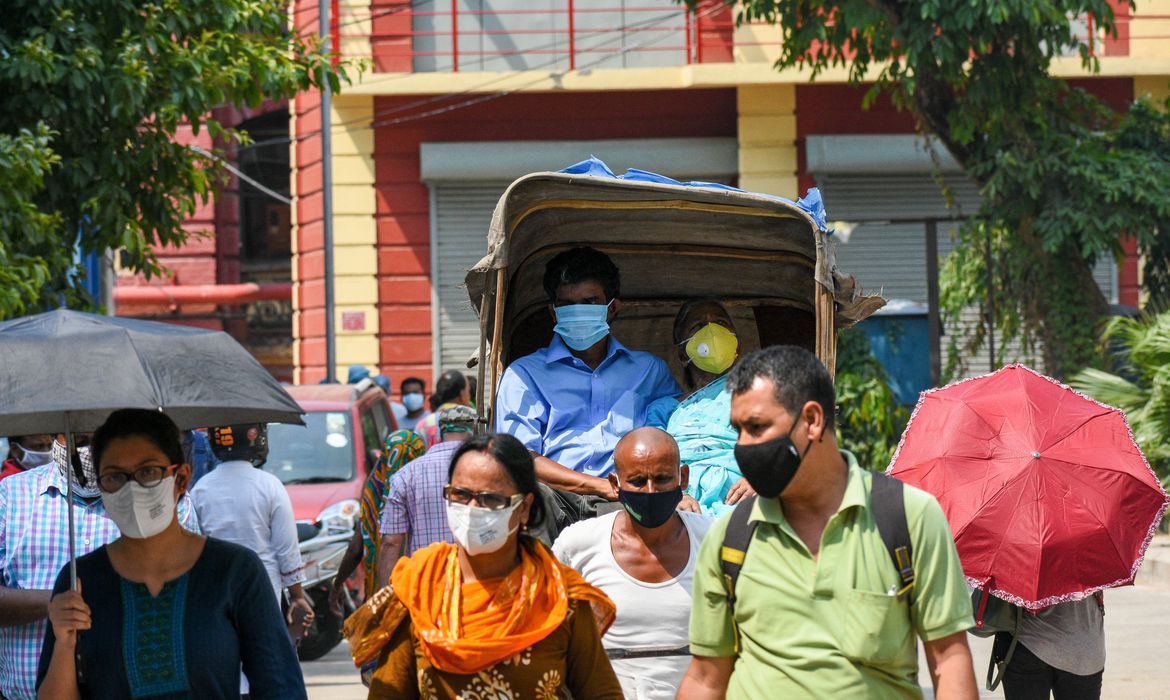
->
[347, 538, 615, 675]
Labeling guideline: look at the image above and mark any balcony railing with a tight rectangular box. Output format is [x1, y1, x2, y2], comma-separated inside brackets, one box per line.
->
[326, 0, 733, 73]
[305, 1, 1170, 75]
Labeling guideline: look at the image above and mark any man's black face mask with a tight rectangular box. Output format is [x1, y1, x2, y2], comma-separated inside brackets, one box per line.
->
[733, 420, 811, 499]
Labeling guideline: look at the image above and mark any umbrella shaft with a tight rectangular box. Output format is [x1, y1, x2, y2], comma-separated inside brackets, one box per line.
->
[65, 427, 78, 591]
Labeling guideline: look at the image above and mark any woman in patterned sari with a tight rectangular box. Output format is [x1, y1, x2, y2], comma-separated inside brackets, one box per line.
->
[329, 430, 426, 615]
[345, 433, 623, 699]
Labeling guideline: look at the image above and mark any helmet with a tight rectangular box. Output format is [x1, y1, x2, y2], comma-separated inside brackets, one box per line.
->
[209, 423, 269, 468]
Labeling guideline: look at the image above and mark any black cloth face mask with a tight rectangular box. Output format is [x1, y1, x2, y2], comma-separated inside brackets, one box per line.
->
[618, 486, 683, 528]
[734, 421, 812, 499]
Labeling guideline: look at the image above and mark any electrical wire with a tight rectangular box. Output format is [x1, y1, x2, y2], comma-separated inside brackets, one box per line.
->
[236, 4, 706, 154]
[359, 2, 723, 131]
[330, 4, 707, 131]
[189, 145, 293, 204]
[227, 3, 724, 196]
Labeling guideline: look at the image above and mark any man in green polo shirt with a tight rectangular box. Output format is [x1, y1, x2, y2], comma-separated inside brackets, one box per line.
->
[677, 346, 977, 699]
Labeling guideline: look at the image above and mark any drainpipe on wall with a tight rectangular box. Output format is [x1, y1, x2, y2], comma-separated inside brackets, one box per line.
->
[320, 0, 336, 383]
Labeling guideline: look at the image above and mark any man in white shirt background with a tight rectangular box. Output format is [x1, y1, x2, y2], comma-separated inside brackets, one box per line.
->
[553, 427, 712, 699]
[191, 424, 314, 634]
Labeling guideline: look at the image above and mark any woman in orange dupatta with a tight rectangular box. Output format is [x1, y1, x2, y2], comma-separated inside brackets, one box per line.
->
[345, 433, 623, 699]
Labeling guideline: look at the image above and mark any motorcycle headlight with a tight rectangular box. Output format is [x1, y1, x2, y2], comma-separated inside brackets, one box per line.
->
[317, 499, 359, 533]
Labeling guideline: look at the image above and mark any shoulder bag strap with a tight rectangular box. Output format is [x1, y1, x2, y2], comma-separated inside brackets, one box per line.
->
[719, 495, 759, 654]
[870, 472, 915, 602]
[986, 607, 1022, 691]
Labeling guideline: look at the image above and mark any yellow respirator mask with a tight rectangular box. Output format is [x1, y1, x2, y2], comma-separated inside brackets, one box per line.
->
[683, 323, 738, 375]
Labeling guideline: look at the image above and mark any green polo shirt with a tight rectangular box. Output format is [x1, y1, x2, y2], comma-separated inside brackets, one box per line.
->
[689, 456, 973, 699]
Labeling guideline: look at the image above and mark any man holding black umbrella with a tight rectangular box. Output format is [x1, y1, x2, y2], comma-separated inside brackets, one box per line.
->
[0, 434, 201, 700]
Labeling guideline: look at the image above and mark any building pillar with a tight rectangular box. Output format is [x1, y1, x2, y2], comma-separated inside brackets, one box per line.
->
[327, 94, 381, 379]
[292, 93, 380, 383]
[736, 85, 798, 197]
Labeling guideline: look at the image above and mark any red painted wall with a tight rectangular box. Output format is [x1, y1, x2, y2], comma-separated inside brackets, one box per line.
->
[294, 85, 329, 381]
[371, 88, 737, 383]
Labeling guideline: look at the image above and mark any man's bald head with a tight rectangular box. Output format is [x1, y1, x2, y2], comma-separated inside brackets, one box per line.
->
[613, 427, 681, 486]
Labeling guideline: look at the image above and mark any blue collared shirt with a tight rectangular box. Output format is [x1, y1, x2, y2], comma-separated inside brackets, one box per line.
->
[494, 335, 680, 477]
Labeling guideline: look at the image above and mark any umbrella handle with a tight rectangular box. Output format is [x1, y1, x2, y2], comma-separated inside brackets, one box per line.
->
[975, 587, 990, 628]
[65, 421, 86, 687]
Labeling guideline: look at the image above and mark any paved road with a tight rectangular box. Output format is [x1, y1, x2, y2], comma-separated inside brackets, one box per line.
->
[305, 584, 1170, 699]
[303, 641, 365, 700]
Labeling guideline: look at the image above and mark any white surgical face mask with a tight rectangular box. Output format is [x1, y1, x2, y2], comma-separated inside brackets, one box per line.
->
[446, 500, 520, 556]
[17, 447, 53, 469]
[100, 475, 177, 539]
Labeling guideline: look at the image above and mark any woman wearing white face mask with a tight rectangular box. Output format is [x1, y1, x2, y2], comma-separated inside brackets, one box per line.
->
[36, 409, 306, 700]
[345, 433, 624, 699]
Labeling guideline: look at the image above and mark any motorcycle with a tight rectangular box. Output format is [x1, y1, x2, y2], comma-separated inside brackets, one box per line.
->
[292, 520, 357, 661]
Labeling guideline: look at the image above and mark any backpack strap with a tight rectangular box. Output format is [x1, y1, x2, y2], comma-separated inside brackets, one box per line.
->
[719, 496, 759, 654]
[870, 472, 915, 603]
[986, 607, 1022, 691]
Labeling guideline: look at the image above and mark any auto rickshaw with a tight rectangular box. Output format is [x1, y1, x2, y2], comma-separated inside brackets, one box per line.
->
[463, 159, 886, 419]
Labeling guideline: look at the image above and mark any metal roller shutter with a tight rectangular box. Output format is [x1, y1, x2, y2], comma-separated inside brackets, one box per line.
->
[817, 174, 1115, 377]
[432, 183, 510, 373]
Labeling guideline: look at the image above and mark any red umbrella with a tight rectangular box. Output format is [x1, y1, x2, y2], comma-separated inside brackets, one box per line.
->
[888, 364, 1169, 610]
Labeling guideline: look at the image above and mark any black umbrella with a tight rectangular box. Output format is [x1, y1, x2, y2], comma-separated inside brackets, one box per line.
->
[0, 309, 303, 434]
[0, 309, 304, 586]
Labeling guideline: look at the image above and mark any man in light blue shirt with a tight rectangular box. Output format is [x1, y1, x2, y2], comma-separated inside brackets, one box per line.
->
[494, 246, 680, 502]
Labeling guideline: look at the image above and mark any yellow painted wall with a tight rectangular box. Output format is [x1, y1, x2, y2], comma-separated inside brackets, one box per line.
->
[734, 23, 781, 65]
[1131, 1, 1170, 59]
[329, 94, 380, 378]
[737, 85, 798, 197]
[338, 0, 372, 64]
[1135, 75, 1170, 103]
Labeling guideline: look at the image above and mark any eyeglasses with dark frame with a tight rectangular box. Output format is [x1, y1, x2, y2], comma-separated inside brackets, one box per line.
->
[98, 465, 179, 493]
[443, 485, 523, 511]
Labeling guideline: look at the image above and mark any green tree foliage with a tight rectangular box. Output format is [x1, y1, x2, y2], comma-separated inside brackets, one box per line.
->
[834, 327, 908, 471]
[696, 0, 1170, 377]
[0, 0, 343, 317]
[1070, 311, 1170, 486]
[0, 125, 57, 315]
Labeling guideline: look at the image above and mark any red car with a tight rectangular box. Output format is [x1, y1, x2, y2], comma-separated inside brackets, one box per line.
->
[264, 380, 398, 532]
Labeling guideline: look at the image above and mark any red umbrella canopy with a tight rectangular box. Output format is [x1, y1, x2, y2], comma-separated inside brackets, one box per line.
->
[888, 364, 1169, 610]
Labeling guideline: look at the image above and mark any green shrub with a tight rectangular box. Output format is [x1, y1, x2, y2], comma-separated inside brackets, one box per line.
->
[835, 328, 909, 471]
[1070, 311, 1170, 487]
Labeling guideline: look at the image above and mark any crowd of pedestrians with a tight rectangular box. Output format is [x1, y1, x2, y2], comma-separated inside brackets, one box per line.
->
[0, 243, 1108, 700]
[340, 247, 983, 700]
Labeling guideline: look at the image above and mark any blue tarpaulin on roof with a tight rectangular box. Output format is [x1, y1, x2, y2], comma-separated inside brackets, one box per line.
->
[558, 155, 829, 232]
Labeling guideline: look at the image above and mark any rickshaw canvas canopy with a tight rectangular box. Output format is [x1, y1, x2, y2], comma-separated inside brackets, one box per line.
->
[464, 158, 885, 404]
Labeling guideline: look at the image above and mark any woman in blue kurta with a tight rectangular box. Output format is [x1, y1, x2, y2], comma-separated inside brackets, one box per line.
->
[646, 299, 756, 516]
[37, 409, 305, 700]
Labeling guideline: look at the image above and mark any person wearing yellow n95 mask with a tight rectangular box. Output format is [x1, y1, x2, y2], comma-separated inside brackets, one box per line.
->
[643, 299, 756, 517]
[683, 322, 739, 375]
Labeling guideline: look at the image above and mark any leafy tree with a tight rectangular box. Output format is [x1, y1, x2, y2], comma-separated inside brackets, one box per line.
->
[834, 327, 908, 470]
[1070, 311, 1170, 487]
[0, 125, 57, 315]
[699, 0, 1170, 377]
[0, 0, 343, 317]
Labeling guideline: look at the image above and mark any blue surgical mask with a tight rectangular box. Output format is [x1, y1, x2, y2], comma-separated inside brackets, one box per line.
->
[403, 392, 425, 412]
[553, 302, 612, 351]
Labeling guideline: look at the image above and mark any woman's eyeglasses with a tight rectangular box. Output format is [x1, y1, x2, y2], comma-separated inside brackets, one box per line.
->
[98, 465, 178, 493]
[443, 485, 522, 511]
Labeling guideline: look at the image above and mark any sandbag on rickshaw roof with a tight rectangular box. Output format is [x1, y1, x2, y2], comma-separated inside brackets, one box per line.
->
[464, 157, 885, 409]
